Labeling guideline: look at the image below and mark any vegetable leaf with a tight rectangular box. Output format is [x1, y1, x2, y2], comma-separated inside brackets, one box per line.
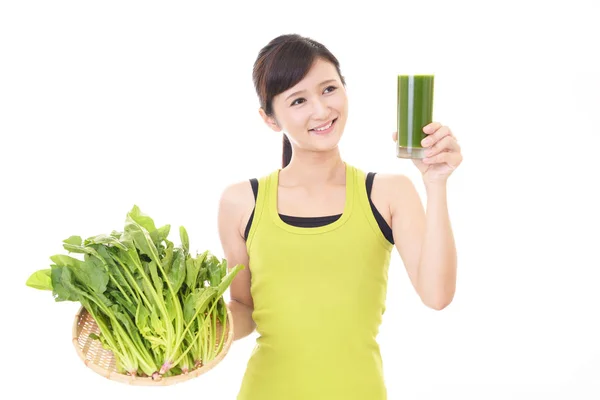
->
[63, 235, 82, 246]
[26, 269, 52, 290]
[167, 249, 186, 294]
[179, 226, 189, 255]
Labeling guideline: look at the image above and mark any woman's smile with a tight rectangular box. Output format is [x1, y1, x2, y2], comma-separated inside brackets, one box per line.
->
[309, 118, 338, 135]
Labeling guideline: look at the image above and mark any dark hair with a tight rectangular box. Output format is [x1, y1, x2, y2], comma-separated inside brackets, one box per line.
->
[252, 34, 346, 168]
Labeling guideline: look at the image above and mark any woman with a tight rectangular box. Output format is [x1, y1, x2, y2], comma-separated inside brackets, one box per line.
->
[218, 33, 462, 400]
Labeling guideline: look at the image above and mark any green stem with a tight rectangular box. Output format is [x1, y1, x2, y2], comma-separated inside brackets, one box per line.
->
[201, 298, 221, 361]
[144, 243, 184, 364]
[195, 314, 204, 364]
[80, 287, 157, 376]
[171, 289, 217, 358]
[216, 303, 227, 356]
[81, 301, 127, 364]
[110, 253, 152, 311]
[122, 248, 173, 341]
[89, 247, 136, 305]
[80, 291, 137, 374]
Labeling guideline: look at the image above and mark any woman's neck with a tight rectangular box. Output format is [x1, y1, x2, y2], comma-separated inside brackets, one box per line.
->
[280, 148, 345, 187]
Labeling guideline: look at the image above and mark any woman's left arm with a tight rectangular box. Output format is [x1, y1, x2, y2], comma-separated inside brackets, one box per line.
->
[390, 122, 462, 310]
[418, 182, 457, 310]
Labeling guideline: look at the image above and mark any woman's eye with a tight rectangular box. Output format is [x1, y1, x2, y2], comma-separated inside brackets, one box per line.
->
[290, 86, 337, 107]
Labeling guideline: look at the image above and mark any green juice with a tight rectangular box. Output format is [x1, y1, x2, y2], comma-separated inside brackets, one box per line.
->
[397, 75, 434, 159]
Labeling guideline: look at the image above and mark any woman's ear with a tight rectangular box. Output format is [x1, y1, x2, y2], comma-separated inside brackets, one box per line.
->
[258, 108, 282, 132]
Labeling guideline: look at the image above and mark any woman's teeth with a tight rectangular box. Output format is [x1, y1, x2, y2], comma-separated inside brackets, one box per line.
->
[310, 118, 336, 132]
[313, 121, 332, 131]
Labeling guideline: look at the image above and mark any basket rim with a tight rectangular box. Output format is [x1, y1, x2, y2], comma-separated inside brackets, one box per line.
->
[72, 304, 235, 386]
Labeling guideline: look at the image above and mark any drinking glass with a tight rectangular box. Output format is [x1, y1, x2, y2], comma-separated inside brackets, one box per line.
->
[396, 74, 435, 159]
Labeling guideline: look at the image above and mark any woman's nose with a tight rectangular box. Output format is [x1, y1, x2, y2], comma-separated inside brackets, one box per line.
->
[312, 98, 330, 120]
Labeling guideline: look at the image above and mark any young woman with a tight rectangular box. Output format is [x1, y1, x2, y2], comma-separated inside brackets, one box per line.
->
[218, 34, 462, 400]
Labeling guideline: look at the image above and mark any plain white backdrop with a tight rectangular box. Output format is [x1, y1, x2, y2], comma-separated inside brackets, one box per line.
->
[2, 0, 599, 399]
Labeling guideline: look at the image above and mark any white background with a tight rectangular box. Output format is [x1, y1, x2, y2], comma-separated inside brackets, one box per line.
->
[2, 0, 599, 399]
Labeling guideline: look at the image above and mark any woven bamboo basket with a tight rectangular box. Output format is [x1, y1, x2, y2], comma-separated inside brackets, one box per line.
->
[72, 305, 234, 386]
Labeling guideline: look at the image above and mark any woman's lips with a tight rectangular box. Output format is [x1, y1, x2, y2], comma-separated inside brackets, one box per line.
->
[309, 118, 337, 135]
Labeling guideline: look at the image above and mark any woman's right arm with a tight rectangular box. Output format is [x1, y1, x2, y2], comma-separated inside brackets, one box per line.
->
[218, 181, 257, 341]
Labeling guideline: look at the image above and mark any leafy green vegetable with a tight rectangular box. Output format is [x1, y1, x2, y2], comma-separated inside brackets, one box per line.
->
[26, 205, 244, 379]
[25, 269, 52, 290]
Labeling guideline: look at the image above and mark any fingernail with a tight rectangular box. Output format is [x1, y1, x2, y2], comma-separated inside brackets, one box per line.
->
[422, 139, 430, 146]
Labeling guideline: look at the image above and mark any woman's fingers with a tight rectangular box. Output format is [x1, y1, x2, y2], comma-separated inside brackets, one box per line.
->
[422, 125, 452, 147]
[424, 135, 461, 158]
[423, 150, 463, 168]
[423, 121, 443, 134]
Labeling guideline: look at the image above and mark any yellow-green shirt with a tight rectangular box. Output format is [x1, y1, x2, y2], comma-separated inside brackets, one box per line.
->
[238, 163, 394, 400]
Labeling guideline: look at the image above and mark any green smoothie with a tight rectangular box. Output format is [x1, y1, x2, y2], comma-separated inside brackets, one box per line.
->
[397, 75, 434, 159]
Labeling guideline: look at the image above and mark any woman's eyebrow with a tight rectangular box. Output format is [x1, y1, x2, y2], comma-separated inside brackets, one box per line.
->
[285, 79, 337, 101]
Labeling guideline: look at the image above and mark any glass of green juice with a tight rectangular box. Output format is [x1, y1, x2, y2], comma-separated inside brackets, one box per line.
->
[396, 74, 435, 159]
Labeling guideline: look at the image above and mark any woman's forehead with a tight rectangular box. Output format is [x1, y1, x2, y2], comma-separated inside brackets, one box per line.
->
[282, 59, 340, 96]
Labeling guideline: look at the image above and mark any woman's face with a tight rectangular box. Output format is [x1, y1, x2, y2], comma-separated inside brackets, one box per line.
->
[262, 58, 348, 153]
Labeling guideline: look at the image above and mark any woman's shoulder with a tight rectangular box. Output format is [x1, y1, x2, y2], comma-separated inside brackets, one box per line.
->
[367, 170, 421, 219]
[371, 171, 413, 187]
[218, 179, 258, 238]
[219, 179, 256, 212]
[355, 165, 417, 205]
[219, 168, 275, 217]
[353, 163, 413, 189]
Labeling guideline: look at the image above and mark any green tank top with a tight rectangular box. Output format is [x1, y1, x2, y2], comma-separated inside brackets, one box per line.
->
[238, 162, 394, 400]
